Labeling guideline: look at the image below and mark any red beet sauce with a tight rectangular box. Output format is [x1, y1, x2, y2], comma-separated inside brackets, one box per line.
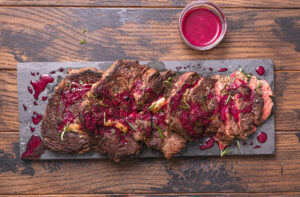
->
[182, 8, 222, 47]
[257, 132, 267, 143]
[21, 135, 44, 159]
[256, 65, 265, 76]
[199, 137, 215, 150]
[30, 74, 54, 100]
[32, 113, 43, 125]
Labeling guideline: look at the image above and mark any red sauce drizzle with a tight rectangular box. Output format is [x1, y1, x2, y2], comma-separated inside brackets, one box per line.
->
[33, 101, 38, 106]
[30, 74, 54, 100]
[256, 66, 265, 76]
[42, 96, 47, 101]
[253, 145, 261, 149]
[23, 104, 27, 111]
[36, 72, 39, 75]
[199, 137, 215, 150]
[31, 72, 35, 76]
[209, 67, 213, 71]
[257, 132, 267, 143]
[30, 127, 35, 132]
[21, 135, 44, 159]
[59, 67, 64, 72]
[218, 68, 228, 72]
[28, 86, 33, 94]
[32, 113, 43, 125]
[62, 83, 92, 106]
[50, 71, 56, 74]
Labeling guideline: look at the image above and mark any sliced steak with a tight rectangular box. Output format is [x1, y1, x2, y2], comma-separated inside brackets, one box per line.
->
[41, 68, 103, 153]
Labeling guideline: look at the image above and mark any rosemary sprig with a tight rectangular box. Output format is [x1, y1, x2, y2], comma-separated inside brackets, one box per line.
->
[156, 125, 163, 139]
[98, 100, 108, 107]
[230, 75, 237, 87]
[221, 147, 231, 157]
[82, 29, 87, 33]
[201, 94, 208, 112]
[257, 81, 262, 89]
[181, 105, 190, 109]
[225, 95, 232, 105]
[88, 102, 98, 117]
[237, 140, 240, 149]
[103, 112, 106, 125]
[148, 102, 156, 111]
[122, 116, 138, 132]
[239, 67, 251, 79]
[79, 80, 83, 84]
[183, 98, 190, 109]
[163, 77, 172, 85]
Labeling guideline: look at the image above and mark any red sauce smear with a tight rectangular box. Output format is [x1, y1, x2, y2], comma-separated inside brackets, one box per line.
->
[36, 72, 39, 75]
[31, 72, 35, 76]
[42, 96, 47, 101]
[218, 68, 228, 72]
[199, 137, 215, 150]
[59, 67, 64, 72]
[33, 101, 38, 106]
[182, 8, 222, 47]
[30, 74, 54, 100]
[28, 86, 33, 94]
[253, 145, 261, 149]
[21, 135, 44, 159]
[30, 127, 35, 132]
[256, 66, 265, 76]
[32, 113, 43, 125]
[257, 132, 267, 143]
[23, 104, 27, 111]
[50, 71, 56, 74]
[62, 83, 92, 106]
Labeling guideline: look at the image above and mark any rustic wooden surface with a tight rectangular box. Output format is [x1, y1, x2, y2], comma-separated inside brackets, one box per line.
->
[0, 0, 299, 196]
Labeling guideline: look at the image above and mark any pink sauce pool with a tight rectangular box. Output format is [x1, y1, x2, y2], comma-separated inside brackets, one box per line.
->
[257, 132, 267, 143]
[182, 8, 222, 47]
[256, 66, 265, 76]
[30, 74, 54, 100]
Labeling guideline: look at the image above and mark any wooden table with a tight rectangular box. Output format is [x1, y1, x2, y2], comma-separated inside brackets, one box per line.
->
[0, 0, 300, 196]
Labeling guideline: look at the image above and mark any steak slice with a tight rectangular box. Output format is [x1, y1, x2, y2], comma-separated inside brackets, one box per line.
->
[41, 68, 103, 153]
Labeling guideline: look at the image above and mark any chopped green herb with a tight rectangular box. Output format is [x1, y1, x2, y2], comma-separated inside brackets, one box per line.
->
[163, 77, 172, 85]
[230, 75, 237, 87]
[201, 94, 208, 112]
[82, 29, 87, 33]
[156, 125, 163, 139]
[183, 98, 190, 109]
[148, 102, 156, 111]
[89, 102, 98, 117]
[239, 67, 251, 79]
[221, 147, 231, 157]
[79, 80, 83, 84]
[111, 129, 116, 134]
[237, 140, 240, 149]
[103, 112, 106, 125]
[181, 105, 190, 109]
[58, 117, 63, 121]
[60, 130, 65, 141]
[257, 82, 262, 89]
[80, 39, 86, 44]
[122, 116, 138, 132]
[98, 100, 108, 107]
[225, 95, 232, 105]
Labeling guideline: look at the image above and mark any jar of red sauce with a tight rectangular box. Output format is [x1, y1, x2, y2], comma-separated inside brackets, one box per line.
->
[178, 1, 227, 50]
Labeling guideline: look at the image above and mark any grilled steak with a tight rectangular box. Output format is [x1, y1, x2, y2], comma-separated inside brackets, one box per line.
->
[42, 60, 274, 161]
[41, 68, 103, 153]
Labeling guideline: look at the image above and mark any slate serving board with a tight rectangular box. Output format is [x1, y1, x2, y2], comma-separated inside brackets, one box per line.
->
[18, 59, 275, 160]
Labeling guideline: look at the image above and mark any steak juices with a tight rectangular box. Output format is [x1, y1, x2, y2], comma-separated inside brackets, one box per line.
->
[179, 1, 227, 50]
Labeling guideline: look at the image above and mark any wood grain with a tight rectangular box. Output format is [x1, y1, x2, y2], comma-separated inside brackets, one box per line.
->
[0, 0, 300, 8]
[0, 132, 299, 194]
[0, 70, 299, 132]
[0, 8, 299, 70]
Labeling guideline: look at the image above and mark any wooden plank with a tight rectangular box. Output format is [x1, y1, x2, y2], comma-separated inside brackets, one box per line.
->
[1, 193, 300, 197]
[0, 70, 299, 132]
[0, 8, 299, 70]
[0, 0, 300, 8]
[0, 132, 299, 194]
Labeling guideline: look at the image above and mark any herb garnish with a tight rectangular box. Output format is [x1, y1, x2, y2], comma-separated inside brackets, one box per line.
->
[98, 100, 108, 107]
[239, 67, 251, 79]
[221, 147, 231, 157]
[80, 39, 86, 44]
[82, 29, 86, 33]
[163, 77, 172, 85]
[237, 140, 240, 149]
[201, 94, 208, 112]
[122, 116, 138, 132]
[148, 102, 156, 111]
[103, 112, 106, 125]
[59, 124, 70, 141]
[183, 98, 190, 109]
[79, 80, 83, 84]
[156, 125, 163, 139]
[257, 82, 262, 89]
[225, 95, 232, 105]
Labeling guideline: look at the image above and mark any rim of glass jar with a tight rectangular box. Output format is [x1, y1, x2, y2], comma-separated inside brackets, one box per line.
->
[178, 0, 227, 51]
